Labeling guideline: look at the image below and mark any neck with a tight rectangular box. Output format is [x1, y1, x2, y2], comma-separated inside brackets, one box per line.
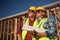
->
[29, 17, 35, 21]
[38, 16, 43, 19]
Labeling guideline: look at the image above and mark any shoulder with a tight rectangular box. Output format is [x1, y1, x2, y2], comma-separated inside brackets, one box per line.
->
[24, 18, 28, 21]
[45, 18, 54, 26]
[47, 18, 54, 23]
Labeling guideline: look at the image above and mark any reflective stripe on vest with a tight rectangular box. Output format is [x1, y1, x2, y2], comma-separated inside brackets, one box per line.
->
[38, 18, 50, 40]
[32, 18, 49, 40]
[22, 18, 39, 40]
[32, 18, 54, 40]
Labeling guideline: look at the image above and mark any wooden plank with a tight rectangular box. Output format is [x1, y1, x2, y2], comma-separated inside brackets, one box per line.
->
[4, 21, 6, 33]
[6, 20, 8, 40]
[11, 19, 15, 40]
[2, 21, 5, 40]
[14, 18, 17, 40]
[10, 19, 15, 40]
[9, 19, 11, 40]
[10, 19, 14, 40]
[0, 21, 3, 40]
[0, 21, 1, 40]
[17, 17, 21, 40]
[54, 8, 59, 40]
[7, 20, 9, 40]
[4, 20, 7, 40]
[3, 21, 6, 40]
[12, 19, 15, 39]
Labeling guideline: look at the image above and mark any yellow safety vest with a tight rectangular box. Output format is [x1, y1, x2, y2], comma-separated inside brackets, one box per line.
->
[22, 18, 39, 40]
[32, 18, 54, 40]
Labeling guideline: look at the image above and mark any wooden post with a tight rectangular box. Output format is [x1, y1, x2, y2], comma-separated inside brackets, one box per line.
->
[0, 21, 1, 40]
[0, 21, 2, 40]
[2, 21, 5, 40]
[4, 20, 8, 40]
[5, 20, 8, 40]
[17, 17, 21, 40]
[3, 21, 6, 40]
[9, 19, 12, 40]
[10, 19, 14, 40]
[12, 19, 15, 40]
[9, 19, 11, 40]
[54, 8, 59, 40]
[14, 18, 17, 40]
[6, 20, 9, 40]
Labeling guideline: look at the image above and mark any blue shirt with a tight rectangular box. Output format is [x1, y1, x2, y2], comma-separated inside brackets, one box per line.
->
[50, 14, 55, 22]
[44, 19, 57, 37]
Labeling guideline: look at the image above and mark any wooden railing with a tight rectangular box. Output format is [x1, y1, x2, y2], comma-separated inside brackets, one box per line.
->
[0, 17, 21, 40]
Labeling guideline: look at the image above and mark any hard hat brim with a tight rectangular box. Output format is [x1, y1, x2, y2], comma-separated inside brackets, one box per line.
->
[36, 10, 46, 12]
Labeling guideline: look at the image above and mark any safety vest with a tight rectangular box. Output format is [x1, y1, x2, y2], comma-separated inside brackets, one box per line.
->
[32, 18, 54, 40]
[22, 18, 39, 40]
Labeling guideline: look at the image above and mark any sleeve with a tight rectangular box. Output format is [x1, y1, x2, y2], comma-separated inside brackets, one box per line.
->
[16, 20, 23, 35]
[44, 19, 57, 37]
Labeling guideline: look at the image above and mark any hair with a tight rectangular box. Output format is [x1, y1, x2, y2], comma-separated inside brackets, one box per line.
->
[43, 11, 48, 18]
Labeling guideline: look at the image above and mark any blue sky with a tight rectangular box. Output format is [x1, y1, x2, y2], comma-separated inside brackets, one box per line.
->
[0, 0, 59, 18]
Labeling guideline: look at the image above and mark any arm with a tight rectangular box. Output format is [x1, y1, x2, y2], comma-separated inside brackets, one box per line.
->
[45, 19, 57, 37]
[16, 20, 23, 35]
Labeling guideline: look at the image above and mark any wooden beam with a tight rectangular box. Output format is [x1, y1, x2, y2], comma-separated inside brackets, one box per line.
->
[0, 21, 1, 40]
[17, 17, 21, 40]
[14, 18, 17, 40]
[7, 20, 9, 40]
[0, 21, 2, 40]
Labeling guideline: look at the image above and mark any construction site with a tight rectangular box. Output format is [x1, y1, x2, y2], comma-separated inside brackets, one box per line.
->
[0, 1, 60, 40]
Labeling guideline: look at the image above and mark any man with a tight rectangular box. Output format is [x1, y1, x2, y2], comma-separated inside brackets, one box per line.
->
[32, 6, 57, 40]
[22, 6, 38, 40]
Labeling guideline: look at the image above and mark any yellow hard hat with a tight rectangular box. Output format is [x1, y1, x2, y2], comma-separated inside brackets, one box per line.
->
[36, 6, 45, 11]
[29, 6, 36, 11]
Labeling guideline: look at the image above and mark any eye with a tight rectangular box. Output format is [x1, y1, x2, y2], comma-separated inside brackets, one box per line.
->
[28, 10, 35, 13]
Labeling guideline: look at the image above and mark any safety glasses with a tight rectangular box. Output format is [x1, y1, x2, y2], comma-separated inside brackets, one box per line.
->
[28, 10, 35, 13]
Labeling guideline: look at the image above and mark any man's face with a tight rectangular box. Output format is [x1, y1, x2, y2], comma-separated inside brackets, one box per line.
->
[28, 10, 35, 18]
[36, 10, 45, 17]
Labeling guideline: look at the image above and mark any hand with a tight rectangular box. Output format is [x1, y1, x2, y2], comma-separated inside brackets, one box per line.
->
[36, 32, 47, 37]
[30, 30, 35, 35]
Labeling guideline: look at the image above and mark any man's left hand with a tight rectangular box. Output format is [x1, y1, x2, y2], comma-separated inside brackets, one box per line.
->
[36, 32, 47, 37]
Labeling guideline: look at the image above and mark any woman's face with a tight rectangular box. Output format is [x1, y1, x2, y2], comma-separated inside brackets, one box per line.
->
[28, 10, 36, 18]
[28, 13, 35, 17]
[36, 11, 45, 17]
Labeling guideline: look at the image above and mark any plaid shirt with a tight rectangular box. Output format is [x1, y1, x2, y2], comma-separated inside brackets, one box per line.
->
[44, 19, 57, 37]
